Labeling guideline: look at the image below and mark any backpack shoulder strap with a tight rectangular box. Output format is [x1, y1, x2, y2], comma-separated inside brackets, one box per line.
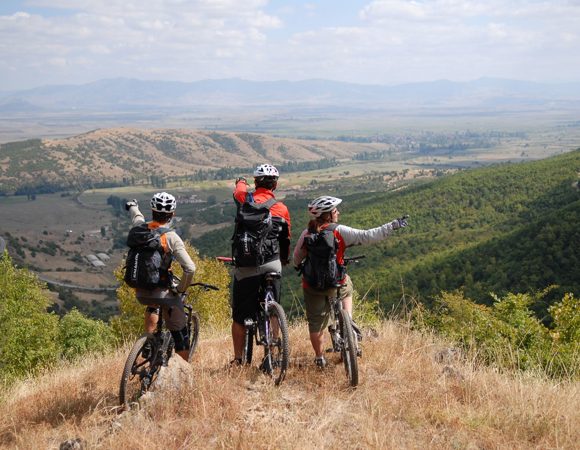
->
[148, 223, 171, 253]
[260, 198, 277, 209]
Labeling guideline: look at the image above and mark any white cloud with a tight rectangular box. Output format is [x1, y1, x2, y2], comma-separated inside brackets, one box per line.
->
[0, 0, 579, 89]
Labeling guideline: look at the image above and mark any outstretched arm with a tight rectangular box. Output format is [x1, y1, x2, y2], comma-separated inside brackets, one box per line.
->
[337, 217, 407, 247]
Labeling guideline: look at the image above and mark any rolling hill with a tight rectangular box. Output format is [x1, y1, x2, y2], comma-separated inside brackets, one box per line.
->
[0, 128, 382, 194]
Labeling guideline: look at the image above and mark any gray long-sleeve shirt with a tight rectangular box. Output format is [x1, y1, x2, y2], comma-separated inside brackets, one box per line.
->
[293, 220, 399, 267]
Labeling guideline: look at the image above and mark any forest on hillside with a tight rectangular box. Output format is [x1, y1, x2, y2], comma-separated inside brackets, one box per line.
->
[193, 149, 580, 320]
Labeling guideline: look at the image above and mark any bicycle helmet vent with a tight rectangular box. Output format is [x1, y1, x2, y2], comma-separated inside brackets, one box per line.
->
[308, 196, 342, 218]
[253, 164, 279, 178]
[151, 192, 176, 212]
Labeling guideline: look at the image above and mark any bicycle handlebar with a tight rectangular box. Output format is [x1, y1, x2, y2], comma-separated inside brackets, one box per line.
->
[190, 282, 219, 291]
[344, 255, 365, 264]
[171, 275, 219, 291]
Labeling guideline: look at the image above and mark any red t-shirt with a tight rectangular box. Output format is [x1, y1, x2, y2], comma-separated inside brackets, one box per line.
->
[233, 181, 291, 238]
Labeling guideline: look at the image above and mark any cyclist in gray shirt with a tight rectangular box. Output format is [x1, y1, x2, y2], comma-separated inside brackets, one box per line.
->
[125, 192, 196, 360]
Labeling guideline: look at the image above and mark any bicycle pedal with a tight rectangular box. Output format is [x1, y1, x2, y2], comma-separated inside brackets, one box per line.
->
[259, 358, 272, 373]
[325, 347, 340, 353]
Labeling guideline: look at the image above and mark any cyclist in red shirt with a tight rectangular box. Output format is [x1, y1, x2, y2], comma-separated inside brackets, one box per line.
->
[230, 164, 291, 365]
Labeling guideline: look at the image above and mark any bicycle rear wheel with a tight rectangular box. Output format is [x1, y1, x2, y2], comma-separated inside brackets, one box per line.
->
[119, 334, 160, 408]
[187, 312, 200, 362]
[263, 302, 290, 386]
[338, 309, 359, 387]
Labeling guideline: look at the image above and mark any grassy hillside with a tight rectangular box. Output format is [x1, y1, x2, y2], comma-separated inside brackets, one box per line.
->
[0, 129, 386, 194]
[1, 322, 578, 449]
[194, 149, 580, 316]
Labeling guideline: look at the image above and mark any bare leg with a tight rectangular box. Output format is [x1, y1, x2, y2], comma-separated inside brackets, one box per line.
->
[309, 331, 325, 358]
[144, 308, 159, 334]
[232, 321, 246, 359]
[342, 295, 353, 317]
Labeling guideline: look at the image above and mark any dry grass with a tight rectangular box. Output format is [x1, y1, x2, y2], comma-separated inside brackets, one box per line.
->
[1, 321, 578, 450]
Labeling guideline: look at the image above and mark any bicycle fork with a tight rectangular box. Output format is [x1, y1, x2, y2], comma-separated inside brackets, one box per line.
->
[242, 318, 255, 365]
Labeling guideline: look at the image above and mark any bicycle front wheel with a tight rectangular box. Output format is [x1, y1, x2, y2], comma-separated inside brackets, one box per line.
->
[338, 309, 359, 387]
[119, 334, 159, 409]
[187, 312, 200, 362]
[242, 323, 254, 365]
[263, 302, 290, 386]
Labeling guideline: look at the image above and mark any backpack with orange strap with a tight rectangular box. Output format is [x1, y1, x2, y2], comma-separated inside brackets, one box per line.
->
[124, 223, 172, 289]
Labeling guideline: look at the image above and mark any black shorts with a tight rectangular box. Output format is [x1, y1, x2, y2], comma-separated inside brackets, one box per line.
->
[232, 274, 281, 325]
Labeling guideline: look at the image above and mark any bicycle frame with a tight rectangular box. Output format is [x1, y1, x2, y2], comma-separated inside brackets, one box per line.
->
[119, 280, 218, 408]
[243, 273, 279, 359]
[325, 255, 365, 387]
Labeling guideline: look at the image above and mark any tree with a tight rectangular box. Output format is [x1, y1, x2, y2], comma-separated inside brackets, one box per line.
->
[0, 253, 59, 383]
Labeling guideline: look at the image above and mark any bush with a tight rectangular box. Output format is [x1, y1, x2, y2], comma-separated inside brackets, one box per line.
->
[414, 290, 579, 379]
[0, 253, 59, 383]
[352, 288, 383, 330]
[58, 309, 116, 361]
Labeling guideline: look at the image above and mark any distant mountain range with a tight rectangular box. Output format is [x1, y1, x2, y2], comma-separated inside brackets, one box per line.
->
[2, 77, 580, 112]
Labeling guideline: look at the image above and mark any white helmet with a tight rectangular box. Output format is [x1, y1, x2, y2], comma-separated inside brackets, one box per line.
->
[254, 164, 279, 178]
[151, 192, 176, 212]
[308, 196, 342, 218]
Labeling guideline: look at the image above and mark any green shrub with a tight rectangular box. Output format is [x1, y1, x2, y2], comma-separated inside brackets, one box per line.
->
[550, 293, 580, 343]
[353, 288, 383, 330]
[0, 253, 59, 383]
[58, 309, 115, 360]
[547, 294, 580, 377]
[414, 290, 578, 379]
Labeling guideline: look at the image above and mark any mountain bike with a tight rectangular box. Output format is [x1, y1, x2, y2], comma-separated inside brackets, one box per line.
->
[218, 257, 290, 386]
[119, 280, 219, 409]
[327, 255, 365, 388]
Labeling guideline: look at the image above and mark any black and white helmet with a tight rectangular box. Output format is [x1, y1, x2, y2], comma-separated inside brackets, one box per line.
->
[308, 196, 342, 218]
[151, 192, 176, 212]
[254, 164, 279, 178]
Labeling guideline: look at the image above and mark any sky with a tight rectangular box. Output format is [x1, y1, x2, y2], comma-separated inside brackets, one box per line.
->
[1, 0, 580, 91]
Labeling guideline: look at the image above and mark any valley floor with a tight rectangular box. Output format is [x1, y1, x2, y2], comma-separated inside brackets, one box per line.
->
[1, 321, 578, 449]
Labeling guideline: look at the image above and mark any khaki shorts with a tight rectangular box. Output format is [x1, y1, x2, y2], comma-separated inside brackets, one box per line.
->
[136, 288, 187, 331]
[303, 275, 354, 333]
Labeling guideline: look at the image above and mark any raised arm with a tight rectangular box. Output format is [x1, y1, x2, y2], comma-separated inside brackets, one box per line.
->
[337, 216, 407, 247]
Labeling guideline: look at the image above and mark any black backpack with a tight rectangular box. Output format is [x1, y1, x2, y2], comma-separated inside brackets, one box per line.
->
[302, 223, 344, 290]
[124, 223, 172, 289]
[232, 193, 277, 267]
